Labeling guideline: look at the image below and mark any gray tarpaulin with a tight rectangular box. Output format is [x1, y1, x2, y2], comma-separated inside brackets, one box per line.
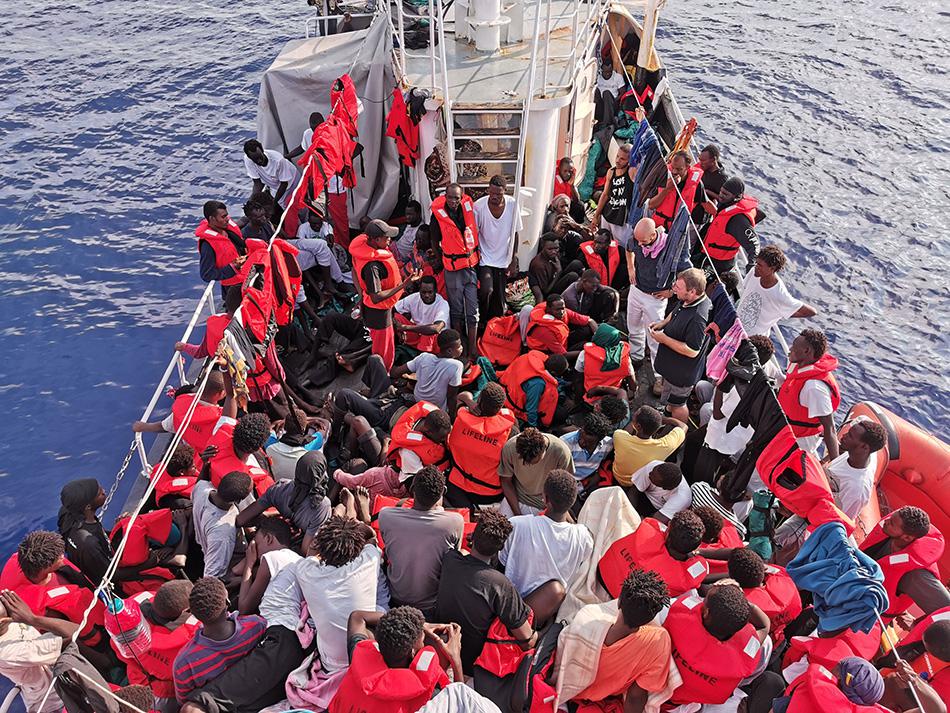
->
[256, 14, 399, 226]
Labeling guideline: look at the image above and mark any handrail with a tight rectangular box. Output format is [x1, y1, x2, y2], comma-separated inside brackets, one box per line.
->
[436, 0, 457, 182]
[304, 11, 374, 38]
[0, 687, 21, 713]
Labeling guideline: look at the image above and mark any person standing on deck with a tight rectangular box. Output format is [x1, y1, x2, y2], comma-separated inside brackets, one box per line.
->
[195, 201, 264, 297]
[697, 144, 726, 201]
[242, 140, 298, 219]
[648, 150, 716, 232]
[430, 183, 480, 360]
[591, 143, 636, 248]
[735, 245, 817, 338]
[699, 176, 764, 276]
[474, 175, 522, 321]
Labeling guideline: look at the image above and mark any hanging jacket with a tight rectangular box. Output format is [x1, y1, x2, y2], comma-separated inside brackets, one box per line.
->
[598, 518, 708, 599]
[581, 342, 631, 403]
[431, 194, 479, 271]
[121, 590, 200, 700]
[652, 165, 703, 230]
[777, 354, 842, 438]
[329, 640, 448, 713]
[860, 516, 945, 617]
[385, 87, 420, 167]
[782, 663, 892, 713]
[351, 233, 404, 310]
[269, 238, 303, 326]
[579, 240, 621, 286]
[330, 74, 360, 140]
[500, 350, 560, 427]
[703, 196, 758, 263]
[478, 314, 524, 366]
[665, 593, 762, 705]
[526, 303, 570, 353]
[744, 565, 803, 642]
[447, 407, 516, 499]
[386, 402, 448, 470]
[207, 422, 275, 497]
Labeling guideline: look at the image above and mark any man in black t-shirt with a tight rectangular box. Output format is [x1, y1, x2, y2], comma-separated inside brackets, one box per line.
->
[698, 144, 726, 201]
[436, 510, 535, 674]
[650, 268, 712, 422]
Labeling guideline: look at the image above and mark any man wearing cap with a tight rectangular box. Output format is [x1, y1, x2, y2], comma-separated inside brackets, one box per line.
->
[429, 183, 480, 359]
[351, 219, 423, 371]
[699, 176, 765, 276]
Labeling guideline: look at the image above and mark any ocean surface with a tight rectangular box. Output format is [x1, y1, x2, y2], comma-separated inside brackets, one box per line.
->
[0, 0, 947, 569]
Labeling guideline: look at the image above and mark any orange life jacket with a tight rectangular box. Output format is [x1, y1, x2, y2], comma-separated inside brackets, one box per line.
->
[207, 421, 274, 497]
[860, 517, 945, 617]
[473, 612, 535, 678]
[886, 606, 950, 684]
[525, 303, 570, 353]
[703, 195, 758, 263]
[598, 519, 708, 599]
[704, 521, 746, 575]
[269, 238, 303, 326]
[782, 622, 882, 671]
[386, 402, 448, 470]
[447, 407, 515, 498]
[121, 591, 200, 700]
[652, 165, 704, 230]
[431, 194, 479, 271]
[579, 240, 621, 285]
[783, 664, 892, 713]
[393, 312, 437, 353]
[109, 512, 177, 595]
[777, 354, 842, 438]
[150, 461, 197, 505]
[478, 314, 524, 366]
[581, 342, 631, 403]
[500, 350, 560, 427]
[171, 393, 222, 455]
[195, 220, 267, 286]
[329, 640, 448, 713]
[744, 566, 803, 643]
[665, 594, 762, 705]
[351, 233, 404, 310]
[370, 495, 474, 551]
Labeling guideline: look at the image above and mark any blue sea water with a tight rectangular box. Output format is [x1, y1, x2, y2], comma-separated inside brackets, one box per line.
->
[0, 0, 947, 603]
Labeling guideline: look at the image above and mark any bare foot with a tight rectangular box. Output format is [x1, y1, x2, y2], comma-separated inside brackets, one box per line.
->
[354, 486, 371, 523]
[335, 353, 356, 373]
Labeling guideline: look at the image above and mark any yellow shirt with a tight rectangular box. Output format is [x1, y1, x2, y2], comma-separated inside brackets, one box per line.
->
[612, 428, 685, 486]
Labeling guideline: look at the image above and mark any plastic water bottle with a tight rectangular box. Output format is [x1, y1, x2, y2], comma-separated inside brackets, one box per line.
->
[102, 594, 152, 659]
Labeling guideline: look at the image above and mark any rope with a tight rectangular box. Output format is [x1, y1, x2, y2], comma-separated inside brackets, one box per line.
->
[65, 668, 151, 713]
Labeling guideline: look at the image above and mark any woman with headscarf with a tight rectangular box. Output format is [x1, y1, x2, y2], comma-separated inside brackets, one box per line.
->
[236, 451, 332, 554]
[265, 407, 330, 481]
[575, 323, 633, 404]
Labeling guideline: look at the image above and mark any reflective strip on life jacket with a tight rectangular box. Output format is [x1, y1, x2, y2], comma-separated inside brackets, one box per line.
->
[447, 407, 515, 498]
[431, 194, 479, 271]
[703, 195, 758, 262]
[350, 233, 404, 310]
[860, 519, 944, 617]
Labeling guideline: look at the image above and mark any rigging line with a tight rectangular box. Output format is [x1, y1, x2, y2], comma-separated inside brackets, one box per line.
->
[63, 667, 151, 713]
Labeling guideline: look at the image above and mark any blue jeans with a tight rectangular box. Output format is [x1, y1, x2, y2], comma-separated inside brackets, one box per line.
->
[444, 267, 479, 327]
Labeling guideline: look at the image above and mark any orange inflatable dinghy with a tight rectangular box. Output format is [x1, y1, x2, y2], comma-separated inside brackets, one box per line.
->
[843, 402, 950, 579]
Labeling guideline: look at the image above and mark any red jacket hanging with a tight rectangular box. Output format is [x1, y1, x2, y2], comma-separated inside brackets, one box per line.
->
[777, 354, 841, 438]
[782, 663, 892, 713]
[598, 518, 708, 599]
[386, 402, 448, 470]
[385, 87, 419, 167]
[329, 640, 448, 713]
[859, 515, 944, 617]
[665, 593, 762, 705]
[579, 240, 621, 286]
[269, 238, 303, 326]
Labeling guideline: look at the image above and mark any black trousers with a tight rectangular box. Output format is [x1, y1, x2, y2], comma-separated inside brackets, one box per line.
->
[478, 265, 508, 321]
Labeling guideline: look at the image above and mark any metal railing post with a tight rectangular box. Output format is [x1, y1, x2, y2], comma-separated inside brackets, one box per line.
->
[396, 0, 407, 78]
[429, 0, 438, 92]
[436, 0, 456, 181]
[541, 0, 554, 93]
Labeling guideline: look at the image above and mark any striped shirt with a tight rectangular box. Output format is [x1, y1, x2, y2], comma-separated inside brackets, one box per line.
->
[172, 613, 266, 702]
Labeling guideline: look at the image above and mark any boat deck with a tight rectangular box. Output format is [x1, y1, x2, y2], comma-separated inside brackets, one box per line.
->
[401, 0, 591, 108]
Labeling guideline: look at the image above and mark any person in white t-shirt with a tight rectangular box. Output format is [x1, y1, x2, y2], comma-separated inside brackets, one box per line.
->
[295, 209, 345, 300]
[236, 516, 301, 616]
[594, 58, 626, 124]
[474, 175, 522, 320]
[499, 469, 594, 625]
[243, 139, 299, 211]
[630, 460, 693, 523]
[825, 416, 886, 520]
[394, 276, 450, 354]
[293, 111, 324, 159]
[736, 245, 816, 338]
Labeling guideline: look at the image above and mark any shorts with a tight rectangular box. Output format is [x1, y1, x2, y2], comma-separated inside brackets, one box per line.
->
[661, 380, 693, 406]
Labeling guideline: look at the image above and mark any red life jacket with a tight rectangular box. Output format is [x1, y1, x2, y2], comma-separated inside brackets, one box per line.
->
[665, 594, 762, 705]
[329, 640, 448, 713]
[473, 612, 535, 678]
[393, 312, 437, 353]
[149, 461, 197, 504]
[703, 521, 745, 575]
[651, 165, 704, 229]
[703, 195, 758, 262]
[889, 606, 950, 684]
[269, 238, 303, 326]
[744, 566, 803, 642]
[782, 621, 882, 671]
[431, 194, 479, 271]
[170, 393, 222, 455]
[447, 407, 516, 498]
[777, 354, 842, 437]
[385, 87, 420, 167]
[386, 402, 448, 470]
[579, 240, 621, 285]
[109, 512, 176, 595]
[553, 169, 574, 200]
[207, 421, 274, 498]
[121, 591, 200, 699]
[0, 554, 104, 640]
[370, 495, 474, 551]
[500, 350, 560, 427]
[525, 302, 571, 353]
[859, 517, 945, 617]
[351, 233, 404, 310]
[598, 519, 709, 599]
[783, 664, 892, 713]
[755, 427, 852, 530]
[194, 220, 266, 287]
[478, 314, 524, 366]
[581, 342, 631, 403]
[330, 74, 360, 140]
